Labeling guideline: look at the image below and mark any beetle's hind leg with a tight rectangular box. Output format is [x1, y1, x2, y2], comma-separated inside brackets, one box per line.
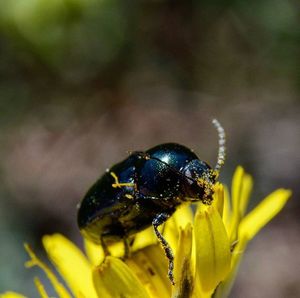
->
[152, 213, 175, 285]
[123, 238, 131, 258]
[123, 236, 136, 259]
[100, 236, 110, 256]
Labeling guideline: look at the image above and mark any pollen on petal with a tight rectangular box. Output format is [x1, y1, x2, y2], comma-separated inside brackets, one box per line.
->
[93, 256, 150, 298]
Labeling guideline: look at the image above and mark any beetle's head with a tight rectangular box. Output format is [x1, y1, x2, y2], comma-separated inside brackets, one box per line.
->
[182, 119, 226, 204]
[182, 159, 216, 204]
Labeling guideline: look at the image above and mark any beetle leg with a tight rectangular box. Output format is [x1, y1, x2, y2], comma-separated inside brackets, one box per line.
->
[123, 238, 132, 259]
[129, 236, 136, 247]
[100, 236, 110, 256]
[152, 213, 175, 285]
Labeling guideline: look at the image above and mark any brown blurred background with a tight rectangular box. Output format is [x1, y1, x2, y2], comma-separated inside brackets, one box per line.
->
[0, 1, 299, 297]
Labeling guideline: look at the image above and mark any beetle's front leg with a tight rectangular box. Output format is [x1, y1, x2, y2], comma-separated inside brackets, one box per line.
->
[152, 212, 175, 285]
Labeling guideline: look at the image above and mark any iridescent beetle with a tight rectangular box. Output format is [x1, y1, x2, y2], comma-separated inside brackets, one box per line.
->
[77, 119, 226, 284]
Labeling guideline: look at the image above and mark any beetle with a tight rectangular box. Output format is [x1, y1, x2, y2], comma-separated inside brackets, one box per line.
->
[77, 119, 226, 285]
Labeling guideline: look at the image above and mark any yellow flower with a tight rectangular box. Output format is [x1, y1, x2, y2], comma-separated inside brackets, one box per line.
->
[1, 166, 291, 298]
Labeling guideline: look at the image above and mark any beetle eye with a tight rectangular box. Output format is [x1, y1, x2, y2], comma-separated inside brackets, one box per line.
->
[183, 159, 211, 183]
[184, 167, 198, 185]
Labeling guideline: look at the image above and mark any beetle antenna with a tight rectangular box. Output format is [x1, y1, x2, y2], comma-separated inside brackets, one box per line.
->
[212, 119, 226, 174]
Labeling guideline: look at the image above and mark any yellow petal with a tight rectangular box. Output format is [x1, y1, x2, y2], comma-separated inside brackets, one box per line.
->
[216, 189, 291, 298]
[109, 241, 126, 258]
[24, 244, 71, 298]
[84, 236, 126, 266]
[172, 204, 194, 228]
[42, 234, 97, 298]
[239, 188, 291, 241]
[163, 204, 194, 255]
[131, 226, 157, 252]
[213, 235, 246, 298]
[126, 245, 171, 298]
[93, 256, 150, 298]
[239, 173, 253, 217]
[229, 167, 253, 243]
[212, 183, 224, 217]
[34, 277, 49, 298]
[228, 166, 244, 241]
[84, 238, 105, 266]
[84, 228, 156, 267]
[0, 293, 27, 298]
[231, 166, 244, 210]
[194, 204, 231, 293]
[172, 224, 194, 298]
[222, 185, 231, 233]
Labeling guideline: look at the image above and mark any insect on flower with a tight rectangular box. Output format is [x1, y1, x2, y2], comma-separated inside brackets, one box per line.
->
[77, 119, 226, 285]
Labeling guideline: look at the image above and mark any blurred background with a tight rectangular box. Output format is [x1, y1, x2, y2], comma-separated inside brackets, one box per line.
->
[0, 0, 299, 297]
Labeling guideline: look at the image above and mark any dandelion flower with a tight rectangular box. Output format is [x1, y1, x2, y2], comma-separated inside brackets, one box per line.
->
[1, 166, 291, 298]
